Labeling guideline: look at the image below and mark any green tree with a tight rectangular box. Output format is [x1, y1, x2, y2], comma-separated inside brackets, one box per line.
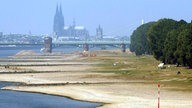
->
[164, 20, 187, 64]
[130, 22, 155, 56]
[176, 28, 189, 66]
[163, 30, 178, 64]
[176, 23, 192, 68]
[147, 18, 178, 62]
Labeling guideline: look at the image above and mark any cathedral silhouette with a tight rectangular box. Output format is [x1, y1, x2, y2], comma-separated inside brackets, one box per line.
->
[53, 4, 89, 40]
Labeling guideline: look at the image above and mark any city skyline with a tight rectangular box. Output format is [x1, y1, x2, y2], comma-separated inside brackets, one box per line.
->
[0, 0, 192, 36]
[53, 4, 89, 40]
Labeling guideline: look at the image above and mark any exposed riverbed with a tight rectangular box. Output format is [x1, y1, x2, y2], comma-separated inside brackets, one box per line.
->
[0, 82, 101, 108]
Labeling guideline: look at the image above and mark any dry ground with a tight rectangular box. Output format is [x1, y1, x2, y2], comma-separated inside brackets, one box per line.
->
[0, 50, 192, 108]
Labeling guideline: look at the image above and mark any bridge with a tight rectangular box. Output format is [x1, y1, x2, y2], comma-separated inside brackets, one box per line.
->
[52, 40, 130, 52]
[52, 40, 130, 45]
[0, 40, 130, 52]
[0, 40, 130, 45]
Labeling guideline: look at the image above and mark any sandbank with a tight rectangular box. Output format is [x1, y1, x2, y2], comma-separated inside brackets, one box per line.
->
[0, 51, 192, 108]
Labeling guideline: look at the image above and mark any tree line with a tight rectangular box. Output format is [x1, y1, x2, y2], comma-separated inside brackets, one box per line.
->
[130, 18, 192, 68]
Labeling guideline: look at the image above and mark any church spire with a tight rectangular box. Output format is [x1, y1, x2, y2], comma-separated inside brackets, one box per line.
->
[53, 3, 59, 34]
[59, 4, 64, 27]
[73, 18, 76, 27]
[56, 3, 59, 15]
[59, 4, 62, 14]
[53, 3, 64, 36]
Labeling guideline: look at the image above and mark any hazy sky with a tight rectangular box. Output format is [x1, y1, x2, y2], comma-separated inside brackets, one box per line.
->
[0, 0, 191, 36]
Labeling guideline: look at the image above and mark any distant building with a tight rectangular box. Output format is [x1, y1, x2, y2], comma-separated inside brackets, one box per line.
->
[96, 25, 103, 40]
[0, 32, 3, 37]
[53, 4, 89, 40]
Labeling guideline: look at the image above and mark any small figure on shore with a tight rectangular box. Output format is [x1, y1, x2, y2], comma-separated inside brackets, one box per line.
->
[177, 71, 181, 75]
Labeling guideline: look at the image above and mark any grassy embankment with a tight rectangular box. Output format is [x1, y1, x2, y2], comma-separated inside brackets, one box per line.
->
[85, 50, 192, 91]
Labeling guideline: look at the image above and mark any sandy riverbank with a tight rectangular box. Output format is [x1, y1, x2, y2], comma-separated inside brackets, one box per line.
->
[0, 50, 192, 108]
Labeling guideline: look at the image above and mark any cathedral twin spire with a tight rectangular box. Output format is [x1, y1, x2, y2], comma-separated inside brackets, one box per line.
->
[53, 4, 64, 36]
[53, 4, 89, 38]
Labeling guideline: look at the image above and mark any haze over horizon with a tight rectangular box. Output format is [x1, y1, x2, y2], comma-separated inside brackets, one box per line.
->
[0, 0, 191, 36]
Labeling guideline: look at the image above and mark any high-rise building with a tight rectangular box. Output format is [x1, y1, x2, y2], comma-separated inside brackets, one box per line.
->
[53, 4, 89, 40]
[142, 19, 144, 25]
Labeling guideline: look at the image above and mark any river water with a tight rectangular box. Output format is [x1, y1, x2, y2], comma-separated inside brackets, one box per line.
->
[0, 82, 101, 108]
[0, 47, 102, 108]
[0, 46, 82, 58]
[0, 45, 114, 58]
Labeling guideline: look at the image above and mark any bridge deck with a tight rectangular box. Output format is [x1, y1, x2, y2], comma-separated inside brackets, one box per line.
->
[0, 41, 130, 46]
[53, 41, 130, 45]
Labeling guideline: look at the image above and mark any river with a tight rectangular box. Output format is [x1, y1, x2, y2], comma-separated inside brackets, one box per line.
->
[0, 82, 101, 108]
[0, 46, 102, 108]
[0, 46, 82, 58]
[0, 45, 115, 58]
